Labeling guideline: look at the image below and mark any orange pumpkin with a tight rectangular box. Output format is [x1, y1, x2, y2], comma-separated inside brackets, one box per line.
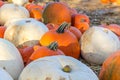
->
[40, 22, 80, 59]
[42, 2, 71, 25]
[29, 8, 42, 21]
[68, 26, 82, 41]
[71, 13, 90, 33]
[0, 1, 4, 7]
[18, 46, 34, 65]
[27, 41, 64, 64]
[101, 0, 116, 4]
[104, 24, 120, 37]
[0, 26, 6, 38]
[46, 23, 59, 30]
[99, 50, 120, 80]
[72, 13, 90, 25]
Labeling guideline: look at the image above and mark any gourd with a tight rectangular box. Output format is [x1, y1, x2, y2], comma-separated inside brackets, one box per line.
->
[19, 55, 99, 80]
[4, 18, 48, 47]
[0, 38, 24, 80]
[0, 68, 13, 80]
[0, 3, 30, 25]
[80, 26, 120, 65]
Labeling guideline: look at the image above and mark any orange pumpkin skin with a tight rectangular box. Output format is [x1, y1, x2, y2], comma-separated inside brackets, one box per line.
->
[0, 1, 4, 7]
[74, 22, 89, 33]
[99, 50, 120, 80]
[72, 13, 90, 25]
[0, 26, 6, 38]
[29, 8, 42, 21]
[69, 26, 82, 41]
[18, 46, 34, 65]
[25, 3, 43, 11]
[46, 23, 59, 30]
[28, 42, 64, 63]
[71, 13, 90, 33]
[104, 24, 120, 37]
[40, 23, 80, 59]
[42, 2, 71, 25]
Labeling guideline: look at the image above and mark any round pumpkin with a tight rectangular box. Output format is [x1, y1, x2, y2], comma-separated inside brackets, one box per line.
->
[80, 26, 120, 65]
[40, 22, 80, 59]
[19, 55, 99, 80]
[28, 41, 64, 64]
[0, 3, 30, 25]
[0, 68, 13, 80]
[4, 18, 48, 47]
[0, 38, 24, 80]
[42, 2, 71, 25]
[99, 50, 120, 80]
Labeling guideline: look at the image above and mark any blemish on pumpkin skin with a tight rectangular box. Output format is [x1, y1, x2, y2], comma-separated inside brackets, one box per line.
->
[45, 77, 51, 80]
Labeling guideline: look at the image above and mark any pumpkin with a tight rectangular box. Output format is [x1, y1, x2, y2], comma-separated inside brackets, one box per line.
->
[0, 38, 24, 80]
[0, 0, 4, 7]
[0, 26, 6, 38]
[68, 26, 82, 41]
[0, 68, 13, 80]
[18, 46, 34, 65]
[46, 23, 82, 41]
[28, 41, 64, 64]
[101, 0, 116, 4]
[12, 0, 29, 6]
[40, 22, 80, 59]
[103, 24, 120, 37]
[71, 13, 90, 33]
[80, 26, 120, 65]
[46, 23, 59, 30]
[25, 3, 43, 11]
[42, 2, 71, 25]
[99, 50, 120, 80]
[19, 55, 99, 80]
[0, 3, 30, 25]
[4, 18, 48, 47]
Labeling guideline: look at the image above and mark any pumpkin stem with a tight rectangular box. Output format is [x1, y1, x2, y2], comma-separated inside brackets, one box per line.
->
[47, 41, 58, 51]
[62, 65, 71, 73]
[56, 22, 70, 33]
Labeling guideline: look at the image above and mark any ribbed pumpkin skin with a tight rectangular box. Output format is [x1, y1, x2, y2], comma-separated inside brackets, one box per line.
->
[99, 50, 120, 80]
[42, 2, 71, 25]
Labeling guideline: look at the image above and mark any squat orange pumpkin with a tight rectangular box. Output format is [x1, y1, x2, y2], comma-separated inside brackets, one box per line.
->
[28, 41, 64, 64]
[42, 2, 71, 25]
[40, 22, 80, 59]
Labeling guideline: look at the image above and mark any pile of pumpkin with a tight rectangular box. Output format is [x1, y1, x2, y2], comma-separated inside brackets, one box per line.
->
[0, 0, 120, 80]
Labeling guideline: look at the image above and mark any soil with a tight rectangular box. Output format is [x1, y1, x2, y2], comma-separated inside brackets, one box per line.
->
[36, 0, 120, 76]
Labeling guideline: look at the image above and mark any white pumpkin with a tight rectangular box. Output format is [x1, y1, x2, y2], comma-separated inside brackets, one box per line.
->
[80, 26, 120, 65]
[0, 38, 24, 80]
[19, 55, 98, 80]
[0, 68, 13, 80]
[4, 18, 49, 47]
[0, 3, 30, 25]
[12, 0, 29, 6]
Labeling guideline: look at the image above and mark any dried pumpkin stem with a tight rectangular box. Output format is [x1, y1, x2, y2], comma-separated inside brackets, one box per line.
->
[56, 22, 70, 33]
[47, 41, 58, 51]
[62, 65, 71, 73]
